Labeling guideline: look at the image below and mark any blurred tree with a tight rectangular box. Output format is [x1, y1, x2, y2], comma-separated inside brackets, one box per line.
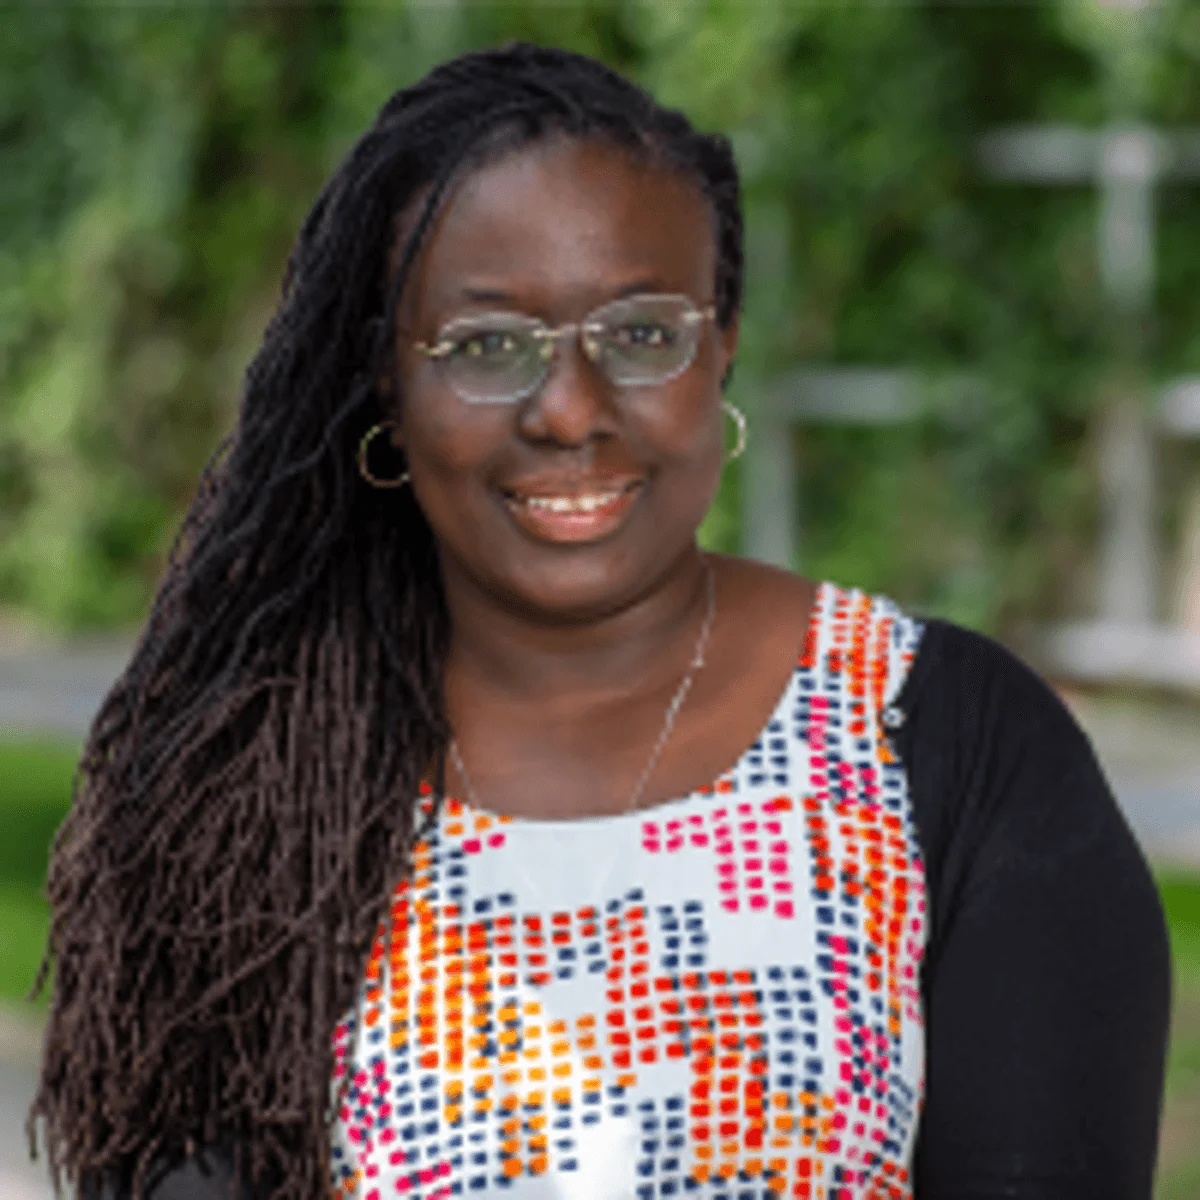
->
[0, 4, 342, 624]
[2, 1, 1199, 634]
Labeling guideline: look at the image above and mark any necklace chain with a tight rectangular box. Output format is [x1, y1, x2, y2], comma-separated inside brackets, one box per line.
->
[448, 559, 718, 818]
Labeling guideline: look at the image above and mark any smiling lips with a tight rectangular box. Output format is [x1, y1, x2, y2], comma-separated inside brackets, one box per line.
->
[501, 479, 643, 543]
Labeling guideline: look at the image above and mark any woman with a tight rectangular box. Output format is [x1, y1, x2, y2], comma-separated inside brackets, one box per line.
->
[30, 42, 1169, 1200]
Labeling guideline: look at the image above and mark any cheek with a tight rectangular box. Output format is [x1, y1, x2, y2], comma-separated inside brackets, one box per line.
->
[624, 393, 724, 538]
[402, 393, 505, 478]
[639, 333, 730, 467]
[637, 380, 724, 472]
[398, 402, 512, 548]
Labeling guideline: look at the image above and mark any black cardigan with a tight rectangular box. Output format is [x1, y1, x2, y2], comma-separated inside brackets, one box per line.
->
[83, 620, 1173, 1199]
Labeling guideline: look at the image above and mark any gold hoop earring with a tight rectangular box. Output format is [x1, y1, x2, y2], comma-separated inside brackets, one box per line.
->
[357, 421, 410, 488]
[723, 400, 747, 462]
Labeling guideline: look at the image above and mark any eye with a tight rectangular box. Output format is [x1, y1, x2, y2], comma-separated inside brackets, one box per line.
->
[453, 330, 521, 359]
[612, 321, 676, 349]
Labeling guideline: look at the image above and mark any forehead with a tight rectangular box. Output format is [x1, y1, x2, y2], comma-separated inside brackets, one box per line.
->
[402, 136, 717, 318]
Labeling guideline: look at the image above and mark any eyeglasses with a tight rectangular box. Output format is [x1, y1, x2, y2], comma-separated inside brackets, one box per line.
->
[413, 292, 717, 405]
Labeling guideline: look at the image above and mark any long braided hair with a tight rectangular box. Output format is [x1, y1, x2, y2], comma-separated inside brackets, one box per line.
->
[29, 42, 744, 1200]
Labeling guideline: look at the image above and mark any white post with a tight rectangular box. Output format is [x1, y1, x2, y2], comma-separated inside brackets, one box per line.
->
[1098, 128, 1159, 308]
[978, 121, 1200, 630]
[1096, 127, 1160, 624]
[743, 392, 797, 570]
[1176, 483, 1200, 633]
[1097, 396, 1157, 623]
[741, 198, 797, 568]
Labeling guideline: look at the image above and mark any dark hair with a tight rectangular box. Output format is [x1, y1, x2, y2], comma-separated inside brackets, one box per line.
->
[29, 41, 743, 1200]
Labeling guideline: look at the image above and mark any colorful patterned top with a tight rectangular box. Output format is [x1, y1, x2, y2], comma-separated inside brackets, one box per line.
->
[328, 582, 927, 1199]
[79, 579, 1171, 1200]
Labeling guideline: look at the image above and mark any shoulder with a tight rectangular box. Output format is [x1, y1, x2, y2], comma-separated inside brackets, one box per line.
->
[788, 586, 1128, 891]
[710, 553, 816, 624]
[895, 615, 1094, 778]
[885, 615, 1154, 942]
[712, 557, 1087, 767]
[888, 611, 1105, 825]
[709, 559, 931, 715]
[800, 576, 926, 697]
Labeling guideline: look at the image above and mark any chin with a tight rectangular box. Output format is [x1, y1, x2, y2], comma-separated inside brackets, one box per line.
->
[498, 557, 643, 621]
[494, 536, 699, 622]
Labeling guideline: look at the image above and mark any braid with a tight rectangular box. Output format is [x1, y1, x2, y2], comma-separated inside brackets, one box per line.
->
[28, 42, 744, 1200]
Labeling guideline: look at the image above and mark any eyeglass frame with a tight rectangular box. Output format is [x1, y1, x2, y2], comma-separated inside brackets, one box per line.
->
[410, 291, 719, 405]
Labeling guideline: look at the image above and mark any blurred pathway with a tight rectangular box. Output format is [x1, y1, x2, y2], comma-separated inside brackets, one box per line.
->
[0, 640, 120, 1197]
[0, 639, 133, 741]
[2, 639, 1199, 862]
[0, 1009, 57, 1199]
[0, 1072, 52, 1200]
[1063, 688, 1200, 869]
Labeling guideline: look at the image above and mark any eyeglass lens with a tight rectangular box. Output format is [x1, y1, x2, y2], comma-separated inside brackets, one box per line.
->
[427, 294, 708, 405]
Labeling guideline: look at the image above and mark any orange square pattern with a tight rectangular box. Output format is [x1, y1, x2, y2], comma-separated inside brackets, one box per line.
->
[329, 584, 925, 1200]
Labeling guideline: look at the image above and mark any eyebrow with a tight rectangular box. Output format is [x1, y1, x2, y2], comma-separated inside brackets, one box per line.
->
[450, 276, 676, 306]
[456, 286, 516, 305]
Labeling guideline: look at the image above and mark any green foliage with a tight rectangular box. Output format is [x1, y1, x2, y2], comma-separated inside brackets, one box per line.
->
[0, 736, 78, 1006]
[3, 2, 1200, 631]
[1157, 871, 1200, 1197]
[0, 736, 79, 892]
[0, 882, 53, 1006]
[0, 6, 340, 626]
[1160, 871, 1200, 979]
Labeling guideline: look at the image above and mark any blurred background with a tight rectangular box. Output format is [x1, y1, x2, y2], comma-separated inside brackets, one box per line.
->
[3, 1, 1200, 1195]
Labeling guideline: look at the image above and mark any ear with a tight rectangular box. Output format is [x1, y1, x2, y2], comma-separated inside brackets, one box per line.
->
[378, 370, 399, 411]
[368, 313, 402, 437]
[373, 335, 404, 435]
[372, 382, 407, 463]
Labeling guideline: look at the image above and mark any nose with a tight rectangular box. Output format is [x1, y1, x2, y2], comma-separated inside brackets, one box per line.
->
[515, 329, 619, 448]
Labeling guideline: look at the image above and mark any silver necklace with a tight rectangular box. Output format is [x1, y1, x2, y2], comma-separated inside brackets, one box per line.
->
[448, 558, 717, 817]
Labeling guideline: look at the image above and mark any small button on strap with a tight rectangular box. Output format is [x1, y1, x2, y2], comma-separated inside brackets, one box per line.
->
[881, 705, 905, 730]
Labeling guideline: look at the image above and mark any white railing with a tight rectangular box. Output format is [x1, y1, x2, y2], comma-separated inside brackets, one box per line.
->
[744, 121, 1200, 688]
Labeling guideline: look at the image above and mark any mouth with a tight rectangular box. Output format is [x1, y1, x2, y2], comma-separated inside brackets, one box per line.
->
[499, 480, 644, 544]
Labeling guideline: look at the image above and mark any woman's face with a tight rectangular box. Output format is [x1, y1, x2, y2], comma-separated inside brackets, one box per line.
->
[391, 135, 738, 620]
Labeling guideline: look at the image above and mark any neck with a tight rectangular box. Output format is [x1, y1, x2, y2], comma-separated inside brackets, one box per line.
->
[439, 545, 714, 713]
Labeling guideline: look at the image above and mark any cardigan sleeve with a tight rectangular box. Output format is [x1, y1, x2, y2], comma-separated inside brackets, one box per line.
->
[79, 1145, 247, 1200]
[890, 619, 1171, 1199]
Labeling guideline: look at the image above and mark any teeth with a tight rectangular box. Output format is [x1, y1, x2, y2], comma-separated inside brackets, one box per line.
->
[522, 491, 623, 514]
